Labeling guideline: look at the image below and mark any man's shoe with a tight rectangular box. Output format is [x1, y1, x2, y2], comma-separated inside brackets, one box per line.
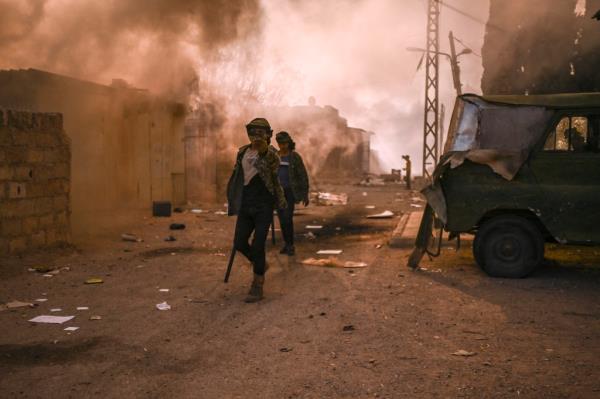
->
[287, 245, 295, 256]
[244, 274, 264, 303]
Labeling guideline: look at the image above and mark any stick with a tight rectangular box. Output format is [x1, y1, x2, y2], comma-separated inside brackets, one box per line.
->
[224, 246, 236, 283]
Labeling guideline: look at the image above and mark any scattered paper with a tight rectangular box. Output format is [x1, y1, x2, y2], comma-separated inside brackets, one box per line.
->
[214, 211, 227, 215]
[50, 308, 62, 312]
[362, 192, 368, 196]
[156, 302, 171, 311]
[452, 350, 477, 357]
[90, 315, 102, 320]
[36, 298, 48, 302]
[317, 249, 343, 255]
[410, 204, 423, 208]
[304, 232, 316, 240]
[159, 289, 170, 292]
[364, 205, 375, 209]
[29, 315, 75, 324]
[85, 278, 103, 284]
[6, 301, 35, 309]
[302, 257, 368, 268]
[316, 192, 348, 206]
[43, 274, 54, 278]
[367, 210, 394, 219]
[121, 233, 142, 242]
[76, 307, 89, 310]
[64, 327, 79, 332]
[191, 209, 203, 214]
[306, 225, 323, 229]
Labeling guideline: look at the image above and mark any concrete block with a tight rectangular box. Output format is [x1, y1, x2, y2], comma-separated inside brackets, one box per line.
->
[0, 166, 11, 180]
[53, 195, 69, 210]
[4, 147, 26, 163]
[389, 211, 423, 248]
[34, 198, 54, 215]
[2, 218, 22, 236]
[8, 182, 27, 198]
[14, 166, 33, 180]
[27, 149, 45, 163]
[9, 237, 27, 253]
[39, 213, 54, 228]
[22, 216, 40, 234]
[51, 163, 70, 179]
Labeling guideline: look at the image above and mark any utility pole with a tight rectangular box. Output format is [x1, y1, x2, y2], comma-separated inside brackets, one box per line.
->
[448, 31, 462, 95]
[422, 0, 440, 180]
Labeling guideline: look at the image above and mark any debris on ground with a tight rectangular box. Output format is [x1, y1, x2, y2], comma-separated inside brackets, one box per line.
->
[76, 307, 89, 310]
[173, 207, 184, 213]
[376, 244, 382, 249]
[342, 324, 355, 331]
[302, 257, 367, 268]
[191, 209, 203, 214]
[366, 210, 394, 219]
[156, 302, 171, 311]
[304, 232, 317, 240]
[359, 177, 385, 186]
[164, 235, 177, 242]
[50, 308, 62, 312]
[29, 265, 54, 273]
[279, 347, 293, 352]
[169, 223, 186, 230]
[29, 315, 75, 324]
[410, 204, 423, 208]
[89, 315, 102, 321]
[121, 233, 142, 242]
[315, 192, 348, 206]
[452, 350, 477, 357]
[35, 298, 48, 302]
[365, 205, 376, 209]
[5, 301, 36, 309]
[84, 278, 104, 285]
[214, 211, 227, 215]
[316, 249, 343, 255]
[306, 225, 323, 229]
[159, 288, 170, 292]
[64, 326, 79, 332]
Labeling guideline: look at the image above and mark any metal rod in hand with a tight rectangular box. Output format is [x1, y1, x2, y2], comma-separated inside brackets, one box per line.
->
[224, 246, 236, 283]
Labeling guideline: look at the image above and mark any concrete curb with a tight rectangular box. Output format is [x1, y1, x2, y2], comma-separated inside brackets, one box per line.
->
[388, 211, 423, 248]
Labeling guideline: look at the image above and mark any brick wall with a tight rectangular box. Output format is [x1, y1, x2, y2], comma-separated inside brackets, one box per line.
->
[0, 108, 71, 254]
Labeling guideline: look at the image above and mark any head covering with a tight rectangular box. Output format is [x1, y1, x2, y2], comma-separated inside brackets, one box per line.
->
[276, 131, 296, 150]
[246, 117, 272, 136]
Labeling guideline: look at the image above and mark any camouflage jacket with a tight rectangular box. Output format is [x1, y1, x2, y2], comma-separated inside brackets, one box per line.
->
[285, 151, 310, 203]
[227, 144, 287, 215]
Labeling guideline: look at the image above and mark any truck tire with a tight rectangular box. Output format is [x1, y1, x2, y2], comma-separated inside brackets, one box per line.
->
[473, 215, 544, 278]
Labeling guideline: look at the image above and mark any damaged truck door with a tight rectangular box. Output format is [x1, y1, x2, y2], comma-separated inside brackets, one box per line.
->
[409, 93, 600, 278]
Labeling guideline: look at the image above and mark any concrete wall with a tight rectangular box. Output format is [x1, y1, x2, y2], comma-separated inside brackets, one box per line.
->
[0, 69, 186, 237]
[0, 108, 71, 254]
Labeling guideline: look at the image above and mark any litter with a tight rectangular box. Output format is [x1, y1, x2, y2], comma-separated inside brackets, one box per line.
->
[411, 197, 423, 202]
[159, 289, 170, 292]
[89, 315, 102, 321]
[279, 347, 293, 352]
[156, 302, 171, 311]
[43, 274, 54, 278]
[304, 232, 316, 240]
[164, 235, 177, 242]
[306, 225, 323, 229]
[362, 192, 367, 196]
[214, 211, 227, 215]
[191, 209, 203, 214]
[302, 257, 367, 268]
[31, 265, 54, 273]
[342, 325, 355, 331]
[169, 223, 186, 230]
[335, 227, 342, 231]
[376, 244, 382, 249]
[29, 315, 74, 324]
[173, 207, 184, 213]
[76, 307, 89, 310]
[452, 350, 477, 357]
[410, 204, 423, 208]
[35, 298, 48, 302]
[367, 210, 394, 219]
[364, 205, 376, 209]
[6, 301, 35, 309]
[64, 326, 79, 332]
[121, 233, 142, 242]
[316, 192, 348, 206]
[317, 249, 343, 255]
[84, 278, 104, 284]
[50, 308, 62, 312]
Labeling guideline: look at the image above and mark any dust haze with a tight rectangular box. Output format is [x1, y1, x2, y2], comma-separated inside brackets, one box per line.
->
[0, 0, 491, 173]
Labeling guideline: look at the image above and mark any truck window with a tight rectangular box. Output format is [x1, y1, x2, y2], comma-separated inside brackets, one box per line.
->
[543, 116, 589, 151]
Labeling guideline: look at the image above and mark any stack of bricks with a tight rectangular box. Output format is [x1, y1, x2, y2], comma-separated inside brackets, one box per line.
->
[0, 108, 71, 254]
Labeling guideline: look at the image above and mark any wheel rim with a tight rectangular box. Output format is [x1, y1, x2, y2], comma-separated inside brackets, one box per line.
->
[492, 235, 522, 262]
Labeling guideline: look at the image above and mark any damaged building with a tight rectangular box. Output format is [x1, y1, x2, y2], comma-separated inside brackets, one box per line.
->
[0, 68, 187, 243]
[482, 0, 600, 94]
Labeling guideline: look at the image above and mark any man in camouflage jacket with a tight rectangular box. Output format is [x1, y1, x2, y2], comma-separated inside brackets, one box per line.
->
[226, 117, 286, 303]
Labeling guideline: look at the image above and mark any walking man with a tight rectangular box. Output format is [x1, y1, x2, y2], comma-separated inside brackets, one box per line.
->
[275, 131, 310, 256]
[227, 118, 287, 303]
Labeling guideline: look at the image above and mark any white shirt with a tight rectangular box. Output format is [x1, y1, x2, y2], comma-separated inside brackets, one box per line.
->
[242, 148, 259, 185]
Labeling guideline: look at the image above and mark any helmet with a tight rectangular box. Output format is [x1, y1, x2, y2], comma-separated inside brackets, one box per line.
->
[246, 117, 272, 136]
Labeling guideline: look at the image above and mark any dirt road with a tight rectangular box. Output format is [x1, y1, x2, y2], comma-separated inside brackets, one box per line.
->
[1, 183, 599, 398]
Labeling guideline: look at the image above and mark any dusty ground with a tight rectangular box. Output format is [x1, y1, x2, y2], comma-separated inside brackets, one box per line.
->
[1, 182, 599, 399]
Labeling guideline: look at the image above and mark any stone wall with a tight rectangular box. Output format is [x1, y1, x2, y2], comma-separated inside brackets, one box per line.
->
[0, 108, 71, 254]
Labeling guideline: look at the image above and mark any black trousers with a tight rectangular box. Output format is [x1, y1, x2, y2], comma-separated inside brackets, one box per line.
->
[277, 187, 296, 247]
[234, 203, 272, 276]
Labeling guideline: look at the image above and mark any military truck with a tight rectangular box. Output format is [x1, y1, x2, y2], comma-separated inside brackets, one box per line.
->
[409, 93, 600, 278]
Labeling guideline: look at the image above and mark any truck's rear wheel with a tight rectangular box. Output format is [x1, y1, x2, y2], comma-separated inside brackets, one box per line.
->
[473, 215, 544, 278]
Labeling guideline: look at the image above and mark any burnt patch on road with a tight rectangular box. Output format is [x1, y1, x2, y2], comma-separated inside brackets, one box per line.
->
[0, 338, 103, 367]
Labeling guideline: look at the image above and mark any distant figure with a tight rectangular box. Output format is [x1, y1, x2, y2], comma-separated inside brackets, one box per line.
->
[227, 118, 287, 303]
[402, 155, 412, 190]
[275, 131, 309, 256]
